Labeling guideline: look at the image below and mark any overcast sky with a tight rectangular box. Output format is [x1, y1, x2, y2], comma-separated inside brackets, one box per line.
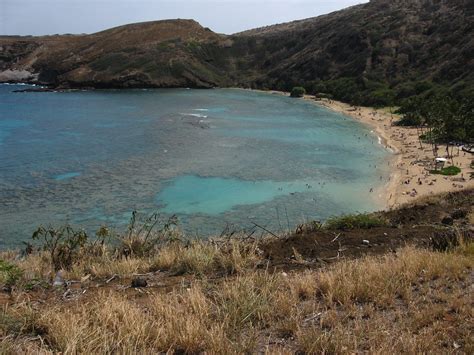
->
[1, 0, 368, 36]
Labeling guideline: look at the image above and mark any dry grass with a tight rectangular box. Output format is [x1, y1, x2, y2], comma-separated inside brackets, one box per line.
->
[68, 255, 151, 279]
[1, 238, 260, 285]
[294, 246, 473, 353]
[0, 242, 473, 353]
[40, 293, 160, 353]
[151, 239, 260, 276]
[314, 246, 472, 305]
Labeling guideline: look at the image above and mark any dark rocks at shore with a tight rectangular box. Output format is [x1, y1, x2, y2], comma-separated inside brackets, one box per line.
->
[12, 87, 94, 93]
[13, 87, 57, 93]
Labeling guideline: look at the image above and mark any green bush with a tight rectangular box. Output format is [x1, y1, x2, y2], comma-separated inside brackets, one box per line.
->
[367, 88, 395, 107]
[32, 225, 88, 271]
[394, 116, 422, 127]
[395, 82, 418, 99]
[324, 213, 386, 230]
[290, 86, 306, 98]
[324, 77, 362, 103]
[116, 211, 180, 257]
[430, 166, 461, 176]
[0, 260, 23, 288]
[414, 81, 434, 94]
[310, 81, 327, 94]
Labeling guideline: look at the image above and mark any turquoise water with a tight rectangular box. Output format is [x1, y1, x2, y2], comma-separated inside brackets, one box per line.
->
[0, 84, 391, 247]
[54, 172, 81, 181]
[158, 176, 320, 215]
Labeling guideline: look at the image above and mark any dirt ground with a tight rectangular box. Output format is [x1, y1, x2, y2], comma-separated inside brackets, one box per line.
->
[261, 189, 473, 269]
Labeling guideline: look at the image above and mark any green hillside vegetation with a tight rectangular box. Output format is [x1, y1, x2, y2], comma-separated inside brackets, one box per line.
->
[0, 0, 472, 108]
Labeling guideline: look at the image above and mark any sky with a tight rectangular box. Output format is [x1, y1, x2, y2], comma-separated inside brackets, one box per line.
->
[1, 0, 368, 36]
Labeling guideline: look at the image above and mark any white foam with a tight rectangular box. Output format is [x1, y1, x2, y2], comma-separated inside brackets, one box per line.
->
[1, 82, 40, 87]
[188, 113, 208, 118]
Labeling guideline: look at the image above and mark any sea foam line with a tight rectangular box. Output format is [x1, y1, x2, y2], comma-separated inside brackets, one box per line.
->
[188, 113, 208, 118]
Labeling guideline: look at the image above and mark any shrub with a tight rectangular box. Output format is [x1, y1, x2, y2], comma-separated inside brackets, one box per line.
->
[0, 260, 23, 288]
[414, 80, 434, 94]
[367, 88, 395, 107]
[430, 166, 461, 176]
[310, 81, 327, 94]
[324, 77, 362, 103]
[324, 213, 386, 230]
[116, 212, 180, 257]
[32, 225, 88, 271]
[394, 116, 422, 126]
[290, 87, 306, 98]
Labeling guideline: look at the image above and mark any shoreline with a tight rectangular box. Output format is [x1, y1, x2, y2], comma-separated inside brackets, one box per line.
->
[313, 95, 474, 209]
[313, 98, 402, 209]
[5, 83, 473, 209]
[246, 88, 473, 209]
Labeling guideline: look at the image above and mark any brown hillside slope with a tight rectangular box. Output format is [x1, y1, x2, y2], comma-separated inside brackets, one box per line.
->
[0, 0, 473, 103]
[0, 20, 231, 88]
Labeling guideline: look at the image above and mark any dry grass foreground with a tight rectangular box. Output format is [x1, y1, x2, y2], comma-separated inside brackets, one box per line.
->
[0, 238, 473, 354]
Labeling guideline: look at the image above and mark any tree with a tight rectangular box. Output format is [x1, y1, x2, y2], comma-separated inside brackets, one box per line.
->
[290, 86, 306, 98]
[396, 93, 471, 163]
[396, 96, 424, 126]
[370, 88, 395, 108]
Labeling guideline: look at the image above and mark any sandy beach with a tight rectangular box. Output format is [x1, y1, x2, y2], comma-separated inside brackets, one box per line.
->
[314, 97, 474, 208]
[250, 89, 473, 209]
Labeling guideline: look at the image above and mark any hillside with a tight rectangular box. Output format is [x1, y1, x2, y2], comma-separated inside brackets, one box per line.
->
[235, 0, 474, 104]
[0, 20, 232, 88]
[0, 0, 473, 103]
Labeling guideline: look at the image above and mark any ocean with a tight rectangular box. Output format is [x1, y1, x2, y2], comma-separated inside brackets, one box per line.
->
[0, 85, 391, 247]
